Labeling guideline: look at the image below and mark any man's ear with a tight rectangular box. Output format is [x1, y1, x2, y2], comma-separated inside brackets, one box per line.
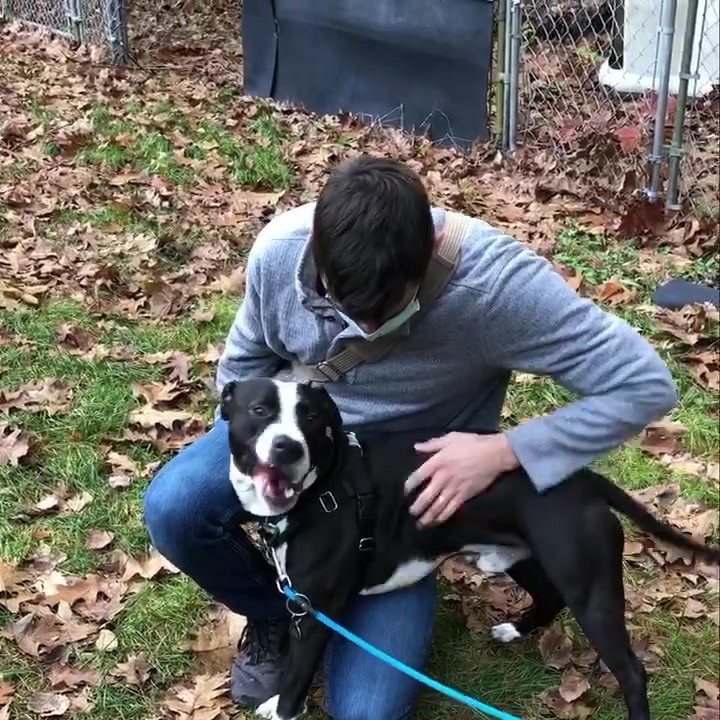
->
[220, 381, 237, 421]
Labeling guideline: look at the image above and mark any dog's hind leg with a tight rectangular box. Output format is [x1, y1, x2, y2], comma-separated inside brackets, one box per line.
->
[491, 558, 566, 643]
[550, 509, 650, 720]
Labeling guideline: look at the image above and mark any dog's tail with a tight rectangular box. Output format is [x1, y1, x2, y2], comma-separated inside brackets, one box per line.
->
[588, 470, 720, 564]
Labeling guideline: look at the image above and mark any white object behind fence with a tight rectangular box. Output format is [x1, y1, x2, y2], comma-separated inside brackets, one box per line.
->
[598, 0, 720, 97]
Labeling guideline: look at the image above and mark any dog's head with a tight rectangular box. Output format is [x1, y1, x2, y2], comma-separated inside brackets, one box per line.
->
[220, 378, 344, 517]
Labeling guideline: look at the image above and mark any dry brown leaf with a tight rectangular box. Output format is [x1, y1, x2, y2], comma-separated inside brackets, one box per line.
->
[634, 417, 687, 456]
[162, 673, 231, 719]
[0, 559, 33, 594]
[596, 279, 635, 306]
[47, 664, 100, 689]
[26, 692, 70, 716]
[695, 677, 720, 702]
[0, 379, 74, 414]
[95, 628, 118, 652]
[67, 687, 95, 714]
[108, 548, 180, 582]
[0, 681, 14, 706]
[56, 324, 96, 354]
[0, 425, 32, 467]
[538, 625, 573, 669]
[110, 653, 153, 686]
[85, 530, 115, 550]
[558, 667, 591, 703]
[63, 491, 93, 514]
[128, 405, 194, 429]
[623, 540, 644, 556]
[540, 688, 594, 719]
[179, 606, 246, 652]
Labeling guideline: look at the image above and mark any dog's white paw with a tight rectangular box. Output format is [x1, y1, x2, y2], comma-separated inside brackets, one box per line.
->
[255, 695, 280, 720]
[255, 695, 303, 720]
[491, 622, 522, 644]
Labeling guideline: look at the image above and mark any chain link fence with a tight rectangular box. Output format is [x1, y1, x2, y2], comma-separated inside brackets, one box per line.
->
[500, 0, 720, 216]
[0, 0, 128, 62]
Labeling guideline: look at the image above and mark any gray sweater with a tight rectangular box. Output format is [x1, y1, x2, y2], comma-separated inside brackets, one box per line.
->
[217, 203, 678, 492]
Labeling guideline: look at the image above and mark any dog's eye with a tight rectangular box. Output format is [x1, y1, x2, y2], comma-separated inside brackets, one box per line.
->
[250, 405, 269, 417]
[306, 412, 318, 422]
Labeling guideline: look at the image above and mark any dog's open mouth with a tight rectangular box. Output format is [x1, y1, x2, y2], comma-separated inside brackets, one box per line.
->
[253, 463, 297, 502]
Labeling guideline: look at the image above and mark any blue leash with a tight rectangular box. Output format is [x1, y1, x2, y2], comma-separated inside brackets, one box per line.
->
[280, 582, 523, 720]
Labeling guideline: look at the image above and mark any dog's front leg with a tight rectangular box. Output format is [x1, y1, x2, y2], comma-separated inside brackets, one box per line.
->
[256, 616, 332, 720]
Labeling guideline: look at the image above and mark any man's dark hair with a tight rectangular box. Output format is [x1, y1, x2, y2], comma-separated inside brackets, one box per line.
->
[312, 155, 434, 322]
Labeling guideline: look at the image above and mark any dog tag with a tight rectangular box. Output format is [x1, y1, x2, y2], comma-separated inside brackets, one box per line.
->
[291, 617, 303, 640]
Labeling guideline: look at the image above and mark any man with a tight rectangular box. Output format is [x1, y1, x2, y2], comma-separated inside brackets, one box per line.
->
[144, 155, 677, 719]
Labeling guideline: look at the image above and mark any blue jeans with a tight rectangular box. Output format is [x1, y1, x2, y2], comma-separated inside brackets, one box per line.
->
[143, 419, 437, 720]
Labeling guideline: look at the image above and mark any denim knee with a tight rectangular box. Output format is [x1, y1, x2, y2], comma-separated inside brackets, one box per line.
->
[326, 689, 413, 720]
[143, 466, 198, 563]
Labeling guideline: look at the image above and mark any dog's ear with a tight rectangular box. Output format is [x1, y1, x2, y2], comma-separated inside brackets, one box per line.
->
[220, 381, 237, 421]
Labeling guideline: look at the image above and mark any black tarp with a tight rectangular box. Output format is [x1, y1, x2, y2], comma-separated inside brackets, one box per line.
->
[242, 0, 495, 147]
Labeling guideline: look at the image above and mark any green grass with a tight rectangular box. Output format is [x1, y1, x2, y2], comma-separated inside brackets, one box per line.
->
[0, 75, 717, 720]
[1, 268, 718, 720]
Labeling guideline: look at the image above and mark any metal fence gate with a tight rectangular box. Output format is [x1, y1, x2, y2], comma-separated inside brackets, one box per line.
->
[498, 0, 720, 215]
[1, 0, 128, 63]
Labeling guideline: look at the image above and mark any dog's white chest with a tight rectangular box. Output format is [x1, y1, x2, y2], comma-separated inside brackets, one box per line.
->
[360, 544, 531, 595]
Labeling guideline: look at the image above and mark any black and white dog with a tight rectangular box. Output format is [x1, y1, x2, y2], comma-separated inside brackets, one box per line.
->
[220, 378, 720, 720]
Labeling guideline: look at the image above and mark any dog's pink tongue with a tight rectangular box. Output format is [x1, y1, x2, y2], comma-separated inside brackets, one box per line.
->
[254, 464, 282, 498]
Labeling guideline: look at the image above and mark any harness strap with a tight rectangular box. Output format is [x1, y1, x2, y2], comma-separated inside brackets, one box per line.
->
[292, 210, 469, 383]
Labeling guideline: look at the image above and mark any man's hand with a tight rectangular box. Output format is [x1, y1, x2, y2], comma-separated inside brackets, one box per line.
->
[404, 432, 519, 527]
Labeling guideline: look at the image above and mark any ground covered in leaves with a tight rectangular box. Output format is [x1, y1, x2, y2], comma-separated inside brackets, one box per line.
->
[1, 17, 719, 720]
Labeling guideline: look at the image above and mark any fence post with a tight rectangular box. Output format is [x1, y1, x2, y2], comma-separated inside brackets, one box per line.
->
[495, 0, 507, 143]
[501, 0, 513, 149]
[666, 0, 701, 210]
[65, 0, 82, 43]
[106, 0, 128, 64]
[646, 0, 679, 202]
[507, 0, 522, 151]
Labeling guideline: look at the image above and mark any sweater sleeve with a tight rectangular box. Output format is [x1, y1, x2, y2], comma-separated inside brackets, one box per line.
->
[215, 241, 286, 393]
[479, 237, 678, 492]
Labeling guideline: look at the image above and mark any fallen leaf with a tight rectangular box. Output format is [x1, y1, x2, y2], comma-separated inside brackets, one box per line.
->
[695, 677, 720, 702]
[0, 425, 32, 466]
[0, 681, 14, 705]
[635, 417, 687, 457]
[110, 653, 154, 686]
[538, 625, 573, 669]
[95, 629, 118, 652]
[179, 606, 246, 652]
[86, 530, 114, 550]
[540, 688, 594, 719]
[558, 666, 591, 703]
[26, 692, 70, 716]
[63, 491, 93, 514]
[596, 279, 635, 306]
[162, 673, 232, 719]
[128, 405, 194, 429]
[48, 664, 100, 689]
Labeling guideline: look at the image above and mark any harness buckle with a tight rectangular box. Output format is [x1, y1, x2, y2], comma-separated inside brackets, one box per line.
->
[316, 361, 341, 382]
[358, 537, 375, 552]
[319, 491, 339, 513]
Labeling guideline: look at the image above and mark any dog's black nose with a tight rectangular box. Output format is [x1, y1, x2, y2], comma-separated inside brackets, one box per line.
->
[270, 435, 304, 465]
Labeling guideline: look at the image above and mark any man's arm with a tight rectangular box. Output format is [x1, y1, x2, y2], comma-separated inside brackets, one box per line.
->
[480, 237, 678, 492]
[215, 242, 285, 393]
